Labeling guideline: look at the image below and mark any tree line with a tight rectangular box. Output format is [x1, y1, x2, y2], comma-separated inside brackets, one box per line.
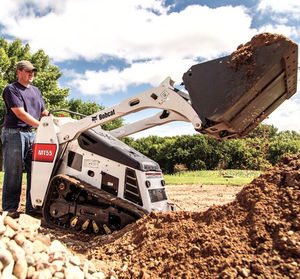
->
[123, 125, 300, 173]
[1, 37, 299, 173]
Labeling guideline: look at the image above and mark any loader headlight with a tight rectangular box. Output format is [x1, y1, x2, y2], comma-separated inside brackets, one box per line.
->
[145, 180, 151, 188]
[148, 188, 168, 203]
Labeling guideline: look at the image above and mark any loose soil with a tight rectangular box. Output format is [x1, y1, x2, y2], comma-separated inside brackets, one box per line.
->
[229, 32, 296, 70]
[1, 154, 299, 278]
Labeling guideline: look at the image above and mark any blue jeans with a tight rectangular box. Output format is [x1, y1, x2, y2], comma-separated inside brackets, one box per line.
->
[1, 128, 35, 212]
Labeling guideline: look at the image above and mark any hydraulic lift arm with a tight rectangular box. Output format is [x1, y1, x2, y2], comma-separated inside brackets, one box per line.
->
[109, 110, 189, 139]
[55, 77, 201, 144]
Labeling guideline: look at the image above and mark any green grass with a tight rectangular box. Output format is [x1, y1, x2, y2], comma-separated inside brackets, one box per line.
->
[0, 170, 261, 186]
[164, 169, 261, 185]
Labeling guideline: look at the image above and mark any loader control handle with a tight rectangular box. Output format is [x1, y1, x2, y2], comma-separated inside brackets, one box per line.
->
[49, 109, 87, 118]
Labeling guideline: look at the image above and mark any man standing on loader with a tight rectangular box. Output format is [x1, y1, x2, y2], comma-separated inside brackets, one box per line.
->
[1, 60, 48, 218]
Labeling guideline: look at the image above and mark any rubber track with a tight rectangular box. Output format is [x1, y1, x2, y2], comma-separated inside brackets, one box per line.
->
[43, 174, 148, 233]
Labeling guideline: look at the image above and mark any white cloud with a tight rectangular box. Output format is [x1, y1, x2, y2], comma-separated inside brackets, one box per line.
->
[257, 0, 300, 20]
[257, 24, 300, 38]
[1, 0, 299, 135]
[69, 68, 127, 95]
[0, 0, 254, 62]
[256, 0, 300, 42]
[68, 57, 197, 95]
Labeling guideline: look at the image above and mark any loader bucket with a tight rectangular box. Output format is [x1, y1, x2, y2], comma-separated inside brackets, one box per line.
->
[182, 33, 298, 140]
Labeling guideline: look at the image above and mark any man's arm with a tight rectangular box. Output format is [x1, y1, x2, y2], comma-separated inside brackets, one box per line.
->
[11, 107, 40, 128]
[41, 109, 49, 117]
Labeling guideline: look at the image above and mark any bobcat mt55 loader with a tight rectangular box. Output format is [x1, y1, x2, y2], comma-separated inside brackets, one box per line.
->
[30, 33, 298, 234]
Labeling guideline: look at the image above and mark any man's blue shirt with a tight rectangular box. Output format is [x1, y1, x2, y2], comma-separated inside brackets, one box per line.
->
[3, 82, 46, 129]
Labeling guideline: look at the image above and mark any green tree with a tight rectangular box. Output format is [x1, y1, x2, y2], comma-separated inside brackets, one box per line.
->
[124, 129, 300, 173]
[169, 134, 222, 171]
[128, 134, 223, 173]
[131, 135, 176, 173]
[248, 124, 278, 139]
[220, 137, 272, 170]
[0, 44, 14, 120]
[267, 131, 300, 165]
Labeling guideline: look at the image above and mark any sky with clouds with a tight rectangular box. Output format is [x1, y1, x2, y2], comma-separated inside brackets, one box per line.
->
[0, 0, 299, 138]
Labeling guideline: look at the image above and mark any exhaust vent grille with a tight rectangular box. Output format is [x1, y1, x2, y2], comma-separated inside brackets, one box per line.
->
[124, 168, 143, 206]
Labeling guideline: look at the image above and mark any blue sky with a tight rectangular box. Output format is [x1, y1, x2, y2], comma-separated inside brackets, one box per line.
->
[0, 0, 299, 138]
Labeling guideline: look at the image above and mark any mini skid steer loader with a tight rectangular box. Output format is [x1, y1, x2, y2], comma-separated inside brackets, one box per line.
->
[30, 33, 298, 234]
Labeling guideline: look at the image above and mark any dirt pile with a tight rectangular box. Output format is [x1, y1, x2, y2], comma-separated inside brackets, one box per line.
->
[229, 32, 296, 71]
[1, 154, 299, 278]
[89, 154, 300, 279]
